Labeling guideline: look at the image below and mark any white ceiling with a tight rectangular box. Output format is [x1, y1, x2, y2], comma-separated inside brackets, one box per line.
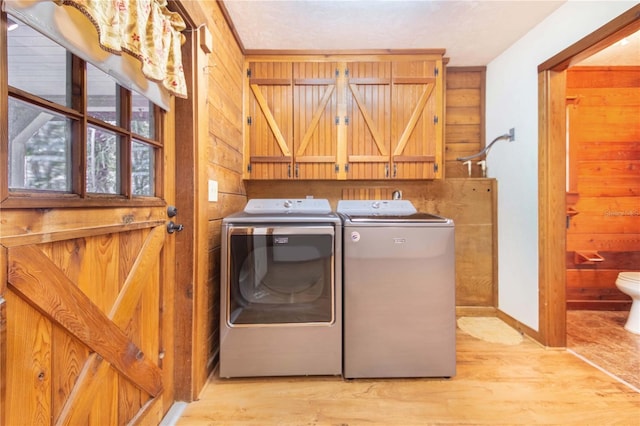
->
[222, 0, 639, 66]
[222, 0, 567, 66]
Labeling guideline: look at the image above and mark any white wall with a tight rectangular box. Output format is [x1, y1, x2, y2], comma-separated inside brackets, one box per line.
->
[485, 1, 637, 330]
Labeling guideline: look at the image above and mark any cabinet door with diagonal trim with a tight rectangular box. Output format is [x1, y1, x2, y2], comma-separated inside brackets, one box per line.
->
[346, 61, 392, 179]
[246, 62, 294, 179]
[391, 59, 444, 179]
[293, 61, 339, 179]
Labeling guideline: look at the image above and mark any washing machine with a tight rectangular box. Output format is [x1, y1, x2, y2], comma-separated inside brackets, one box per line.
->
[220, 198, 342, 378]
[338, 200, 456, 379]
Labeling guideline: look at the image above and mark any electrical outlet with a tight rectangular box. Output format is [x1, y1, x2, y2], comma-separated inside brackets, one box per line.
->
[208, 180, 218, 202]
[509, 128, 515, 141]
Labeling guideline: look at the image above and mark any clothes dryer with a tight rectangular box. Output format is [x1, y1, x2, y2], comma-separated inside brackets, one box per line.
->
[220, 199, 342, 377]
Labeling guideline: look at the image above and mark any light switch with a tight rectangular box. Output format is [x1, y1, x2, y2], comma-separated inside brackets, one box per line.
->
[208, 180, 218, 202]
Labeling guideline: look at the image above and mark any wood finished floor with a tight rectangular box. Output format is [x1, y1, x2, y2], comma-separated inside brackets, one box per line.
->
[178, 327, 639, 425]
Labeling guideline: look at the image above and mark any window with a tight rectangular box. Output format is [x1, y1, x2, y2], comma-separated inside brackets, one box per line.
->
[4, 16, 164, 206]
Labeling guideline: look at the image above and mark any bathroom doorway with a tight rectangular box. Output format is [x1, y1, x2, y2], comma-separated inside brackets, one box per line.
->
[563, 28, 640, 390]
[537, 6, 640, 348]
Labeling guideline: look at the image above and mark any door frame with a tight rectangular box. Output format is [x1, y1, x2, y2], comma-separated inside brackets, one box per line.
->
[168, 2, 211, 400]
[537, 5, 640, 347]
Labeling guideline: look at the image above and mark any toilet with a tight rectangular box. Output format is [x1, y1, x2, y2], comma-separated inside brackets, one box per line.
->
[615, 272, 640, 334]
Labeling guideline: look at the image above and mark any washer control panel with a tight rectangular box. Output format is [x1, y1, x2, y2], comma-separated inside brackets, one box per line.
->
[337, 200, 417, 216]
[244, 198, 331, 214]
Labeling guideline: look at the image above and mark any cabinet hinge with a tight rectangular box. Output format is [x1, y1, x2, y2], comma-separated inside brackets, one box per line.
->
[335, 164, 339, 173]
[434, 163, 439, 173]
[434, 67, 439, 77]
[344, 116, 349, 125]
[345, 68, 349, 77]
[247, 164, 252, 173]
[335, 116, 340, 125]
[433, 115, 439, 125]
[335, 69, 340, 77]
[344, 164, 349, 173]
[247, 68, 251, 78]
[247, 116, 252, 125]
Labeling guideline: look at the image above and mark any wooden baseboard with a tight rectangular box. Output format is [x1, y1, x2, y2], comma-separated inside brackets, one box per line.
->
[456, 306, 497, 317]
[567, 301, 631, 311]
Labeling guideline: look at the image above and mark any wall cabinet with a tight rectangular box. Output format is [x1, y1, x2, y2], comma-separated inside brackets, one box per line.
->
[243, 53, 444, 180]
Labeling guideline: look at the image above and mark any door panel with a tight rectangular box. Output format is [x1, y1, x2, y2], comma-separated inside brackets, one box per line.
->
[293, 61, 339, 179]
[391, 60, 442, 179]
[5, 225, 167, 425]
[346, 61, 391, 180]
[247, 62, 294, 179]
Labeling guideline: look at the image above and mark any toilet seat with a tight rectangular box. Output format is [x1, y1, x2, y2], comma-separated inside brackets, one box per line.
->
[617, 272, 640, 284]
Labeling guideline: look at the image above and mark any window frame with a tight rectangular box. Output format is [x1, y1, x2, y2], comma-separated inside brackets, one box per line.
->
[1, 13, 165, 209]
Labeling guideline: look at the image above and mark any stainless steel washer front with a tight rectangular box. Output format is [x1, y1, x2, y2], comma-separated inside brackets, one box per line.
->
[338, 200, 456, 379]
[220, 199, 342, 378]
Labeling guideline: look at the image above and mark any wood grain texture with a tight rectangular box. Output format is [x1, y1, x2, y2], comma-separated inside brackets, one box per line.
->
[7, 245, 163, 397]
[566, 67, 640, 310]
[444, 67, 485, 178]
[178, 329, 640, 425]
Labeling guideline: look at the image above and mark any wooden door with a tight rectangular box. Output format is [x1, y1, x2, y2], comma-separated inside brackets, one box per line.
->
[391, 59, 444, 179]
[346, 61, 391, 180]
[0, 101, 176, 424]
[245, 62, 293, 179]
[293, 61, 339, 179]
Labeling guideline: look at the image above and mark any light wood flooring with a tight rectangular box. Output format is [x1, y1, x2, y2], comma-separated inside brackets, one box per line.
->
[177, 327, 639, 425]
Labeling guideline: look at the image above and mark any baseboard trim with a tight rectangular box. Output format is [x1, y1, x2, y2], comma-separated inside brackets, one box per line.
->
[456, 306, 497, 317]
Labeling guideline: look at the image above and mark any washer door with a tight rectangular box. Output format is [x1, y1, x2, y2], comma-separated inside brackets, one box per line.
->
[227, 226, 335, 326]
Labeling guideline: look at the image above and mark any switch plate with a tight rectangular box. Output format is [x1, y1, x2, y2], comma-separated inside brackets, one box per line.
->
[208, 180, 218, 202]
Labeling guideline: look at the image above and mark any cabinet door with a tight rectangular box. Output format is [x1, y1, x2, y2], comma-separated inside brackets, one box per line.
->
[246, 62, 293, 179]
[346, 61, 392, 180]
[391, 60, 443, 179]
[293, 62, 339, 179]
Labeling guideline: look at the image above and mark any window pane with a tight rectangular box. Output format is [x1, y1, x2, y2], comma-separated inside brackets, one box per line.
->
[131, 91, 155, 139]
[8, 98, 72, 191]
[132, 140, 155, 196]
[86, 126, 120, 194]
[7, 16, 70, 107]
[87, 63, 120, 125]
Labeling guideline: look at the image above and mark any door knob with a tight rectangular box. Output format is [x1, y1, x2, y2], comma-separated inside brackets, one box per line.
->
[167, 221, 184, 234]
[167, 205, 178, 218]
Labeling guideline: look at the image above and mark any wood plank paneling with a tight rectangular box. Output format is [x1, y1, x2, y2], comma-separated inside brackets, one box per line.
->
[566, 67, 640, 310]
[347, 61, 391, 180]
[180, 0, 247, 397]
[445, 67, 485, 178]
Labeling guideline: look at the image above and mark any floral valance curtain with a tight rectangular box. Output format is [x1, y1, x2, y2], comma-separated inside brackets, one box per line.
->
[54, 0, 187, 98]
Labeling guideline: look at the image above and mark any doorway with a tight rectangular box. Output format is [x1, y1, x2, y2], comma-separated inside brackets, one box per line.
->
[537, 6, 640, 347]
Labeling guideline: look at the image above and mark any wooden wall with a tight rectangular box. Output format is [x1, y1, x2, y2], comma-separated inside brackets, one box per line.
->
[566, 66, 640, 310]
[445, 67, 486, 178]
[201, 2, 246, 380]
[178, 1, 246, 389]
